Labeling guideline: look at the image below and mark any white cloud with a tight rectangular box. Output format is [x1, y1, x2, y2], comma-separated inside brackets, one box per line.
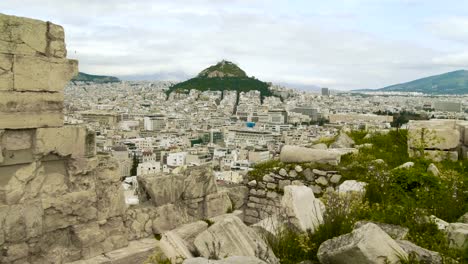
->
[1, 0, 467, 90]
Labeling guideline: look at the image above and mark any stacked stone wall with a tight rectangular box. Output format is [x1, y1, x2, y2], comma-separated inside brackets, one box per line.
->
[244, 166, 343, 225]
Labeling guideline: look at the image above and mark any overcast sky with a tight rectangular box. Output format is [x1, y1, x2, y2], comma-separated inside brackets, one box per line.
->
[2, 0, 468, 90]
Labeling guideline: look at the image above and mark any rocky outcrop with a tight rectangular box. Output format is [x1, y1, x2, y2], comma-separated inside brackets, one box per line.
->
[317, 223, 407, 264]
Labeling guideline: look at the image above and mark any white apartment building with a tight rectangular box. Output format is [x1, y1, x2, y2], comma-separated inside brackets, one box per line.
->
[137, 161, 161, 176]
[144, 115, 167, 131]
[166, 152, 187, 167]
[226, 129, 275, 147]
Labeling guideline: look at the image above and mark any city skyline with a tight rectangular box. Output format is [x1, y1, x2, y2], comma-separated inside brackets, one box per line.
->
[2, 0, 468, 90]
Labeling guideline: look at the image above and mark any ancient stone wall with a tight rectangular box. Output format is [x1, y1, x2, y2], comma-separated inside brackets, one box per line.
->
[244, 166, 343, 225]
[0, 13, 128, 263]
[408, 119, 468, 161]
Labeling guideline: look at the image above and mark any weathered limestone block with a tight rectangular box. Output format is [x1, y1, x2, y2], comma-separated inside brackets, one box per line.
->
[354, 221, 409, 240]
[424, 150, 458, 162]
[13, 55, 78, 92]
[0, 54, 13, 90]
[396, 240, 442, 264]
[317, 223, 407, 264]
[151, 204, 193, 235]
[280, 145, 341, 165]
[29, 228, 82, 263]
[194, 215, 278, 263]
[173, 221, 208, 253]
[0, 161, 38, 204]
[37, 160, 69, 198]
[222, 185, 248, 209]
[34, 125, 91, 158]
[338, 180, 367, 195]
[204, 191, 232, 218]
[183, 256, 268, 264]
[182, 165, 218, 200]
[2, 242, 29, 263]
[0, 13, 47, 56]
[100, 217, 129, 253]
[159, 231, 193, 262]
[447, 223, 468, 250]
[72, 222, 107, 259]
[0, 91, 64, 129]
[138, 173, 185, 206]
[42, 191, 97, 232]
[0, 14, 68, 57]
[3, 201, 43, 243]
[408, 121, 460, 150]
[1, 129, 33, 150]
[311, 143, 328, 149]
[330, 132, 355, 148]
[94, 157, 126, 221]
[281, 185, 323, 232]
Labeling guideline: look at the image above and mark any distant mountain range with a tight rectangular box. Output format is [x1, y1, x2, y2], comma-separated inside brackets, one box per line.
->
[71, 72, 120, 83]
[166, 60, 275, 100]
[355, 70, 468, 94]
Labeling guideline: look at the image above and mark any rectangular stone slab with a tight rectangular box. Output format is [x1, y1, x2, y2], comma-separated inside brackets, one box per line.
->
[0, 91, 63, 129]
[0, 111, 63, 129]
[13, 55, 78, 92]
[0, 14, 67, 58]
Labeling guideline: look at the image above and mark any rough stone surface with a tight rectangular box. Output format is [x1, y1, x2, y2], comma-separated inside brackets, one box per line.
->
[447, 223, 468, 250]
[330, 132, 355, 148]
[281, 186, 323, 232]
[329, 174, 342, 183]
[311, 143, 328, 149]
[458, 212, 468, 223]
[280, 145, 342, 165]
[354, 221, 409, 240]
[194, 215, 278, 264]
[159, 231, 193, 262]
[427, 163, 440, 176]
[183, 256, 268, 264]
[317, 223, 408, 264]
[315, 176, 328, 186]
[278, 168, 287, 176]
[338, 180, 367, 194]
[395, 162, 415, 170]
[396, 240, 442, 264]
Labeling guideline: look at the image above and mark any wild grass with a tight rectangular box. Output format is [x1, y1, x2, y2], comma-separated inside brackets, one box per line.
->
[263, 129, 468, 263]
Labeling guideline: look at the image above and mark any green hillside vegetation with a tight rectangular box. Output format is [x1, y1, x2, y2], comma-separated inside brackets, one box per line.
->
[248, 130, 468, 263]
[168, 76, 273, 98]
[71, 72, 120, 83]
[166, 60, 276, 101]
[377, 70, 468, 94]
